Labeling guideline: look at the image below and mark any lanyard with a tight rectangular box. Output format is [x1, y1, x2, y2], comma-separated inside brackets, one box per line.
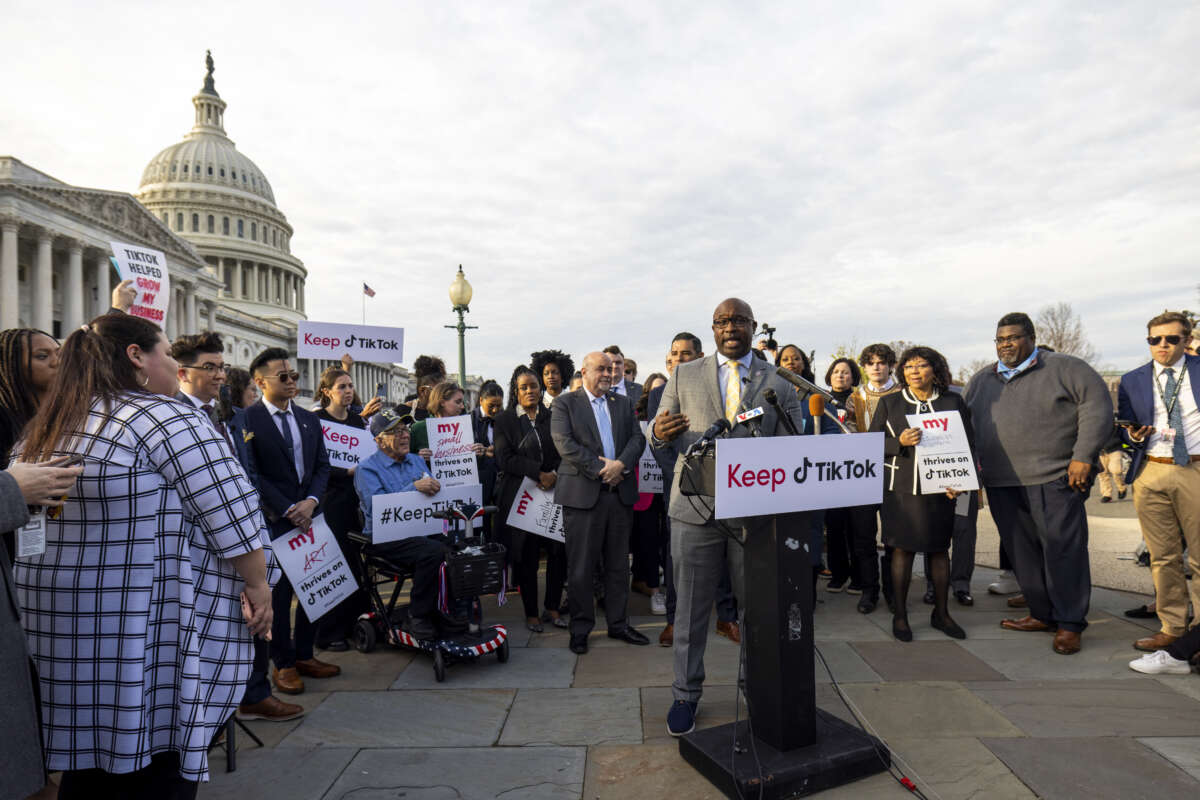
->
[1154, 368, 1185, 419]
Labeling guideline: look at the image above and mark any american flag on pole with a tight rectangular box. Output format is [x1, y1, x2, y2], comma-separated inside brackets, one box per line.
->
[363, 282, 376, 298]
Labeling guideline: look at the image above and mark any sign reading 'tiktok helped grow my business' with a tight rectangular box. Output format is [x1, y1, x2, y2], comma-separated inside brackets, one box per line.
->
[110, 241, 170, 325]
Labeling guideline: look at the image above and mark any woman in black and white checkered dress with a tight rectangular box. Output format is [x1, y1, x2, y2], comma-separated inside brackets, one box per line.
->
[14, 313, 277, 798]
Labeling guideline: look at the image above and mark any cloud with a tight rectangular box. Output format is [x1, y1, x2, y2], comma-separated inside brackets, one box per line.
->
[3, 0, 1198, 386]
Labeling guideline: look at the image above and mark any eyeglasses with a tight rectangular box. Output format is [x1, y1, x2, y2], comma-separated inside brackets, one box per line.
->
[180, 362, 227, 373]
[712, 315, 754, 329]
[994, 335, 1027, 345]
[1147, 335, 1184, 346]
[271, 371, 301, 383]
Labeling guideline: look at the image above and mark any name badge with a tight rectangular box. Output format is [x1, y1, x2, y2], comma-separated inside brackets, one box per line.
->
[1161, 427, 1177, 446]
[17, 512, 47, 558]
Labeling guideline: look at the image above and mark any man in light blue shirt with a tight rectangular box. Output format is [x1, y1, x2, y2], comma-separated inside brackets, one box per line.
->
[354, 409, 447, 639]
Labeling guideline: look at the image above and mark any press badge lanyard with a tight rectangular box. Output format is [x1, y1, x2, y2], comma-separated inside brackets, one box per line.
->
[1154, 367, 1185, 419]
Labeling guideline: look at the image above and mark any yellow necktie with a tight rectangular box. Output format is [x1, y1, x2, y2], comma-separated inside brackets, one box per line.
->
[725, 359, 741, 423]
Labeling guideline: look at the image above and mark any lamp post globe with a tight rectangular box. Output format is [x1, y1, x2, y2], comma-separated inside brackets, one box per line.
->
[449, 265, 473, 308]
[446, 265, 477, 390]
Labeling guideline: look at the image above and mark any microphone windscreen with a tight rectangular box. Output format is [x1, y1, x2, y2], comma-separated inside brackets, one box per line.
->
[808, 393, 825, 418]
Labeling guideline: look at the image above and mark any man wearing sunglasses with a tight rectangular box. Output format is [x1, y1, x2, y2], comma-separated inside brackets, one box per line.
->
[244, 347, 336, 695]
[1118, 311, 1200, 659]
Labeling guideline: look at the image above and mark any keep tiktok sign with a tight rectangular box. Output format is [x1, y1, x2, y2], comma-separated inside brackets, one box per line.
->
[714, 433, 884, 519]
[110, 241, 170, 325]
[297, 321, 405, 363]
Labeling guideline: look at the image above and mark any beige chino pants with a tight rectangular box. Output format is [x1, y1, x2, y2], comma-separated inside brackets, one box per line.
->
[1097, 451, 1126, 499]
[1132, 459, 1200, 636]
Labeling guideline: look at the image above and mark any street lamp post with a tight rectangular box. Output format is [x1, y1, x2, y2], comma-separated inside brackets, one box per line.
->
[445, 265, 477, 389]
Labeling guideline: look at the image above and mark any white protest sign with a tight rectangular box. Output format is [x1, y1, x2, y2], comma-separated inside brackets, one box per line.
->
[505, 477, 565, 542]
[714, 433, 884, 519]
[109, 241, 170, 326]
[904, 410, 979, 493]
[371, 483, 483, 543]
[271, 515, 356, 622]
[637, 421, 663, 494]
[297, 320, 405, 363]
[428, 414, 479, 487]
[319, 419, 376, 469]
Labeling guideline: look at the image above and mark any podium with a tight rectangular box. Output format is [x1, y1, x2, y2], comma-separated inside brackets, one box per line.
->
[677, 438, 889, 798]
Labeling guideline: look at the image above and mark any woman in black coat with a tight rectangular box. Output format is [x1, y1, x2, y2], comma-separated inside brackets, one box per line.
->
[869, 346, 976, 643]
[494, 365, 565, 633]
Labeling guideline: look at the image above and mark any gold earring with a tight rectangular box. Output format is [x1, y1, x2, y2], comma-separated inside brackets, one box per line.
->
[139, 372, 151, 387]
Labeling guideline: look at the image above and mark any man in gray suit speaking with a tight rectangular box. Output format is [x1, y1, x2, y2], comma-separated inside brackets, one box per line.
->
[552, 351, 649, 654]
[650, 298, 804, 736]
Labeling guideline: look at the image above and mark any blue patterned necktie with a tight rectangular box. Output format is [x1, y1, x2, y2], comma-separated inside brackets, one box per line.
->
[276, 410, 295, 456]
[594, 397, 616, 460]
[1163, 368, 1189, 466]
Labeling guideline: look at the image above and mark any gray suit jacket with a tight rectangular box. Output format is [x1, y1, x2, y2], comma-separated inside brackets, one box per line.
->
[652, 353, 803, 524]
[551, 387, 646, 509]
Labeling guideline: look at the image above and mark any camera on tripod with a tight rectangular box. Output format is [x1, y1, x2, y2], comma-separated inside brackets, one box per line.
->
[758, 322, 778, 352]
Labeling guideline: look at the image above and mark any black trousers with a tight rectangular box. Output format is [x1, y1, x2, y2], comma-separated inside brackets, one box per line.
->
[243, 635, 272, 705]
[369, 535, 446, 619]
[270, 573, 315, 669]
[1167, 624, 1200, 662]
[317, 529, 370, 646]
[563, 492, 633, 637]
[987, 478, 1091, 632]
[849, 504, 885, 595]
[631, 495, 668, 587]
[59, 752, 197, 800]
[513, 526, 567, 619]
[825, 506, 861, 584]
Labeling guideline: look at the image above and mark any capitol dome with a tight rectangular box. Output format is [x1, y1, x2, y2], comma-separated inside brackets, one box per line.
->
[136, 51, 306, 334]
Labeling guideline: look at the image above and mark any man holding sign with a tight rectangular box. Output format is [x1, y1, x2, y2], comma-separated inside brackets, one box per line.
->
[354, 409, 448, 641]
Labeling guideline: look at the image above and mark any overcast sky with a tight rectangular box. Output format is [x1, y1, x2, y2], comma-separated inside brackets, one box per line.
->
[4, 1, 1198, 387]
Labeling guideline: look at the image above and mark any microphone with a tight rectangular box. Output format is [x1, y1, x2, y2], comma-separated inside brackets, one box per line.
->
[684, 417, 731, 457]
[764, 388, 800, 436]
[809, 394, 825, 436]
[775, 366, 835, 402]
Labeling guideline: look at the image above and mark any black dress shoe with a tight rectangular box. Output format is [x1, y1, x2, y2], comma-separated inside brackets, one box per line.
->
[608, 627, 650, 646]
[569, 634, 588, 654]
[857, 593, 878, 614]
[319, 639, 350, 652]
[931, 611, 966, 640]
[955, 590, 974, 607]
[1124, 604, 1157, 619]
[892, 618, 913, 642]
[922, 588, 935, 605]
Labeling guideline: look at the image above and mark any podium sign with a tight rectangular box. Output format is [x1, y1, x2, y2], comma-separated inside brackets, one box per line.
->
[714, 433, 884, 519]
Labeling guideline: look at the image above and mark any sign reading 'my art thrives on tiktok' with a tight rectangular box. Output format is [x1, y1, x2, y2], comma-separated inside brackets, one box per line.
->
[110, 241, 171, 326]
[297, 321, 405, 363]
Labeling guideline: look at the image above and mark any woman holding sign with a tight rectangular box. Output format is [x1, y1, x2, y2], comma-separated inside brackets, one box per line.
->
[495, 366, 566, 632]
[410, 381, 486, 461]
[869, 346, 976, 643]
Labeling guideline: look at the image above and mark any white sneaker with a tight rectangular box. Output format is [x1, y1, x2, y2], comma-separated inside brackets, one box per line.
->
[1129, 650, 1191, 675]
[987, 571, 1020, 595]
[650, 592, 667, 616]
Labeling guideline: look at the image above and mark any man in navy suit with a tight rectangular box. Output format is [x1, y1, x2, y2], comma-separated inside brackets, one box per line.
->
[245, 347, 337, 695]
[1119, 311, 1200, 654]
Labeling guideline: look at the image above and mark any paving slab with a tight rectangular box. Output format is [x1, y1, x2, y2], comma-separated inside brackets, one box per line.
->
[584, 743, 729, 799]
[813, 640, 883, 683]
[1156, 674, 1200, 703]
[205, 747, 357, 800]
[278, 689, 513, 748]
[571, 638, 740, 688]
[838, 681, 1024, 740]
[968, 679, 1200, 737]
[321, 746, 586, 799]
[1138, 737, 1200, 781]
[880, 735, 1036, 800]
[812, 606, 895, 641]
[851, 641, 1006, 682]
[309, 646, 416, 691]
[983, 736, 1200, 799]
[500, 687, 641, 746]
[960, 636, 1148, 681]
[233, 690, 331, 748]
[526, 615, 694, 649]
[390, 643, 576, 689]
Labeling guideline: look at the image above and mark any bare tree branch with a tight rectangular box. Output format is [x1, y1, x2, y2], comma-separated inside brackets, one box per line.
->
[1035, 302, 1099, 365]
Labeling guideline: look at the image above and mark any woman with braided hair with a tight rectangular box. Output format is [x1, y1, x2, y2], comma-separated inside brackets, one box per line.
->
[0, 328, 60, 466]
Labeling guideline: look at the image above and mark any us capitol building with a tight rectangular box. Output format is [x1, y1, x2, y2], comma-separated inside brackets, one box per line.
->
[0, 53, 424, 402]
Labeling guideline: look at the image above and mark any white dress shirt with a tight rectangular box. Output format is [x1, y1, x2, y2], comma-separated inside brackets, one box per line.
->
[717, 352, 755, 410]
[1149, 357, 1200, 457]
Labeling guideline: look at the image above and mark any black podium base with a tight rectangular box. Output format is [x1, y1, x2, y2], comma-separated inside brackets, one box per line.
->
[679, 708, 889, 799]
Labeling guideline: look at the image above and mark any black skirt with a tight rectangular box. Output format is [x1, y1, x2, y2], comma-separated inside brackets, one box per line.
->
[881, 490, 955, 552]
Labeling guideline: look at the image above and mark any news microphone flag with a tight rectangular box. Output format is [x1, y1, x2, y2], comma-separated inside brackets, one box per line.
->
[363, 282, 376, 298]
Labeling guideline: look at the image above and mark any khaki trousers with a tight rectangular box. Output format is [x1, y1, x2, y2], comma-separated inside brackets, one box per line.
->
[1133, 460, 1200, 636]
[1097, 451, 1126, 498]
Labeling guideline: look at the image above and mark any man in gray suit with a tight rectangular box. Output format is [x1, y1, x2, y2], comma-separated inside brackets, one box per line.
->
[651, 298, 804, 736]
[552, 351, 649, 654]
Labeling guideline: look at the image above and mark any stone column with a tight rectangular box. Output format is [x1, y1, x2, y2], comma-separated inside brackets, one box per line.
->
[283, 270, 292, 307]
[64, 241, 84, 330]
[255, 263, 264, 302]
[298, 278, 305, 313]
[0, 218, 18, 328]
[233, 259, 243, 299]
[206, 301, 216, 330]
[94, 252, 112, 318]
[185, 282, 198, 333]
[34, 231, 53, 333]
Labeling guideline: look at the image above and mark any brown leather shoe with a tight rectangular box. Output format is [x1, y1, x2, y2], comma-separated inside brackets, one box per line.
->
[271, 666, 304, 695]
[238, 694, 305, 721]
[1000, 616, 1054, 632]
[1053, 629, 1081, 655]
[1007, 594, 1027, 608]
[1134, 632, 1179, 652]
[659, 623, 673, 647]
[296, 657, 342, 679]
[716, 620, 741, 644]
